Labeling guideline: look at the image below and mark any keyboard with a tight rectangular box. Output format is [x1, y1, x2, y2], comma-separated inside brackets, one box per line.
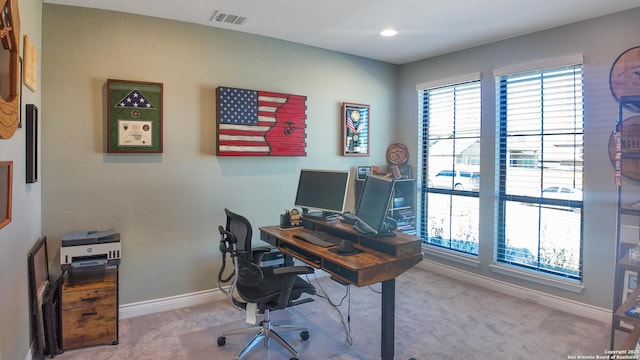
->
[292, 231, 342, 247]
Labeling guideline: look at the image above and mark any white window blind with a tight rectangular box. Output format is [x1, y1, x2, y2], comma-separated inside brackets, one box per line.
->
[419, 80, 481, 255]
[495, 64, 584, 280]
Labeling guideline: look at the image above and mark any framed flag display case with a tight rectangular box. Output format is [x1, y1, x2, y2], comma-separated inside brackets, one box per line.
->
[107, 79, 163, 153]
[342, 102, 369, 157]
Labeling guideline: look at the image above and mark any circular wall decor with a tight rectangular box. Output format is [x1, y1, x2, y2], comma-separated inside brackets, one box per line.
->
[610, 46, 640, 112]
[608, 115, 640, 180]
[386, 143, 409, 164]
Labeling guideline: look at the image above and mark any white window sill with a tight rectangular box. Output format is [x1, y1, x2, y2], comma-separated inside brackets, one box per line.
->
[423, 245, 481, 268]
[489, 263, 584, 293]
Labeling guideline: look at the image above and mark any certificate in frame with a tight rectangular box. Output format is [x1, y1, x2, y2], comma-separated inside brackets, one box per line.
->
[342, 103, 369, 157]
[107, 79, 163, 153]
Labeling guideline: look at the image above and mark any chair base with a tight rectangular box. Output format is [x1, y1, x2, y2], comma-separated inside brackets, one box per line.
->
[217, 309, 309, 360]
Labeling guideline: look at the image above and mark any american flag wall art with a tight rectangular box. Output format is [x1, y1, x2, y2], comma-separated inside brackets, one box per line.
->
[216, 86, 307, 156]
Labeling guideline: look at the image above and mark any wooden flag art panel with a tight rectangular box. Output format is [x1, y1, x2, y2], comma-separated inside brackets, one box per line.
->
[216, 86, 307, 156]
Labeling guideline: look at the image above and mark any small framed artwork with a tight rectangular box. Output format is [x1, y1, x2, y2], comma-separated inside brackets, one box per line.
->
[23, 34, 37, 92]
[621, 269, 638, 329]
[342, 102, 369, 157]
[0, 161, 12, 230]
[399, 165, 412, 179]
[26, 104, 37, 183]
[107, 79, 163, 153]
[357, 165, 372, 181]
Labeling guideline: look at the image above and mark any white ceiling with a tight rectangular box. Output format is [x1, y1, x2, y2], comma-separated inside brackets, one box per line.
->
[43, 0, 640, 65]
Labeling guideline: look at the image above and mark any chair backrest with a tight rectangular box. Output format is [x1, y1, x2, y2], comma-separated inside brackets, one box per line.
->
[225, 208, 253, 253]
[223, 208, 264, 287]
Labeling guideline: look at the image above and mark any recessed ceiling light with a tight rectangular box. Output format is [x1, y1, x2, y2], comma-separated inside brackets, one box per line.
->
[380, 29, 397, 37]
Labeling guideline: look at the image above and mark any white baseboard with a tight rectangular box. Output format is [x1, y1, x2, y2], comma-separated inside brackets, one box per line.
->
[118, 262, 610, 324]
[119, 288, 228, 319]
[416, 260, 611, 324]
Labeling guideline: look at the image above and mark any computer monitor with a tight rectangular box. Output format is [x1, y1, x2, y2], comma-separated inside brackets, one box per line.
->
[353, 175, 397, 236]
[294, 169, 350, 220]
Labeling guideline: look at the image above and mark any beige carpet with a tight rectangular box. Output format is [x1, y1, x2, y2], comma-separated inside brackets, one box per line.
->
[54, 266, 612, 359]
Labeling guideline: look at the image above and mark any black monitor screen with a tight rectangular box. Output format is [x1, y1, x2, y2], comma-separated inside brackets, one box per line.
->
[354, 175, 395, 235]
[294, 169, 350, 218]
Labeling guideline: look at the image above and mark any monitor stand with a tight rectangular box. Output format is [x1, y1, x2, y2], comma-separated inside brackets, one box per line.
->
[301, 208, 340, 221]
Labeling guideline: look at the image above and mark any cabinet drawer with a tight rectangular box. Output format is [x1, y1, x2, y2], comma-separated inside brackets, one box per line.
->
[62, 287, 116, 311]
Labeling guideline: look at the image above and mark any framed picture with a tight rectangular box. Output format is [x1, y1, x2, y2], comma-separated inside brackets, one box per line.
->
[399, 165, 412, 179]
[26, 104, 37, 183]
[621, 269, 638, 329]
[342, 102, 369, 157]
[0, 161, 12, 230]
[23, 34, 37, 92]
[357, 165, 372, 181]
[107, 79, 163, 153]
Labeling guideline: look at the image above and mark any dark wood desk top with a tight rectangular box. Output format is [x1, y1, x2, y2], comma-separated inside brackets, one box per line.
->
[259, 220, 423, 287]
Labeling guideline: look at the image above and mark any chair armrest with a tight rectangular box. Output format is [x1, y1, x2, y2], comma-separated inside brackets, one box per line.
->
[251, 246, 272, 264]
[272, 266, 314, 276]
[272, 266, 315, 309]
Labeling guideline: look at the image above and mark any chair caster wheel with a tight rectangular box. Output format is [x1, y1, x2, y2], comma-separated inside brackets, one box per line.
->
[217, 336, 226, 346]
[300, 330, 310, 341]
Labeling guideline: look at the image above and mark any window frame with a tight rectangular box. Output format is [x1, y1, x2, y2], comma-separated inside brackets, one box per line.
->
[494, 61, 584, 282]
[418, 75, 482, 257]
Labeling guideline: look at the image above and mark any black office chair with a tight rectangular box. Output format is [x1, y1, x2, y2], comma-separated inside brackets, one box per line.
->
[217, 208, 316, 360]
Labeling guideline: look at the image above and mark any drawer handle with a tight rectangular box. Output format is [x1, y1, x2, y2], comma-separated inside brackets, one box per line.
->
[81, 312, 98, 316]
[81, 297, 99, 302]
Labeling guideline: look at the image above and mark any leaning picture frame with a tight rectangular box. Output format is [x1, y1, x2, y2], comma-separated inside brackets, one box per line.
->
[0, 161, 12, 230]
[107, 79, 163, 153]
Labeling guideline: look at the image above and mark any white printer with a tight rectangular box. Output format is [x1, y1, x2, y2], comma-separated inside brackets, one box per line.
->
[61, 228, 121, 273]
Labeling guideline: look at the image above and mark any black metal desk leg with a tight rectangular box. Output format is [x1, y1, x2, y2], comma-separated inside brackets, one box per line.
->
[381, 279, 395, 360]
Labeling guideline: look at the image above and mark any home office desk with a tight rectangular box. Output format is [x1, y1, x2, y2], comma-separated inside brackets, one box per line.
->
[259, 217, 423, 360]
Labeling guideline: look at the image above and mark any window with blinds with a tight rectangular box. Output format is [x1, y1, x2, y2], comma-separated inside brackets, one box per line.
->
[419, 80, 481, 255]
[496, 64, 584, 280]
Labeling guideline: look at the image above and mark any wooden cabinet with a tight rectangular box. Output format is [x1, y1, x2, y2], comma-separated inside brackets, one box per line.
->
[62, 268, 118, 350]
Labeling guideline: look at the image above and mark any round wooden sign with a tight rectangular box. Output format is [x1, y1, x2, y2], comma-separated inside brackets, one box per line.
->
[386, 143, 409, 164]
[610, 46, 640, 112]
[608, 115, 640, 180]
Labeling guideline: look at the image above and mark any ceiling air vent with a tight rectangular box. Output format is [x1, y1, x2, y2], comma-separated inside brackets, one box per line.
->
[210, 11, 247, 26]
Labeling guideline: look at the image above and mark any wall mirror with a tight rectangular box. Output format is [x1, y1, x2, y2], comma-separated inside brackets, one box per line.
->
[342, 102, 369, 157]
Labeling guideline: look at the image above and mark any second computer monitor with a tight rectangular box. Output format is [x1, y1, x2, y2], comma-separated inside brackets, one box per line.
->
[294, 169, 350, 219]
[354, 175, 396, 236]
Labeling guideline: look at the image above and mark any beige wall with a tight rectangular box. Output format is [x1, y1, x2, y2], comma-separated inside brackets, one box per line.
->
[0, 0, 42, 359]
[41, 5, 397, 306]
[1, 3, 635, 358]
